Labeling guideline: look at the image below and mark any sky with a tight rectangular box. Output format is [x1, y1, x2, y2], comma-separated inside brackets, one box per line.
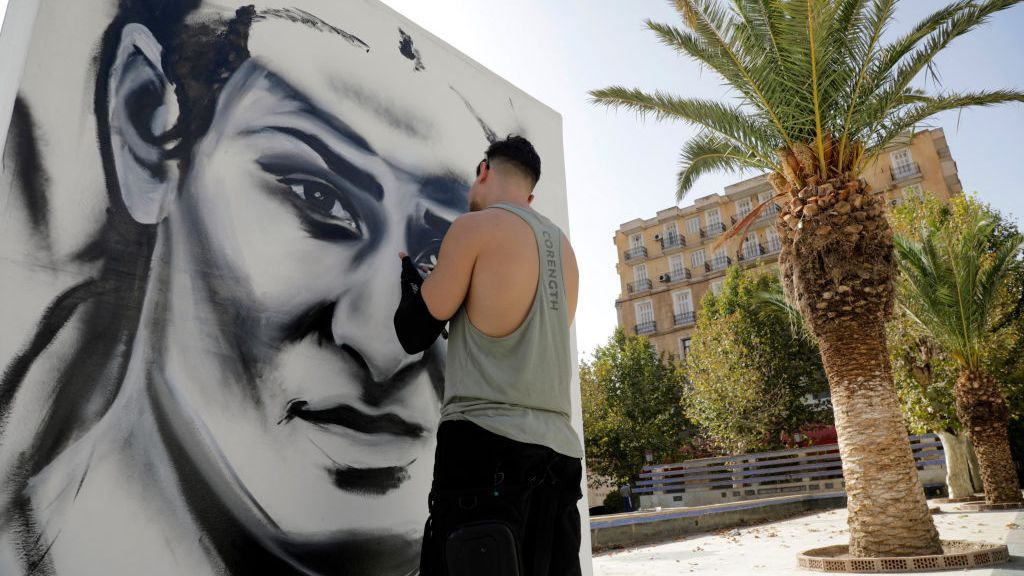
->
[1, 0, 1023, 360]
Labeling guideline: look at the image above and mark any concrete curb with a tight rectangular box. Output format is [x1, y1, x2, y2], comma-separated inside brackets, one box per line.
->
[591, 492, 847, 552]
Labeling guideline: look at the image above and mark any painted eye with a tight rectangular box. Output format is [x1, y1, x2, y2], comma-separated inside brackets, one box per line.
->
[288, 181, 354, 223]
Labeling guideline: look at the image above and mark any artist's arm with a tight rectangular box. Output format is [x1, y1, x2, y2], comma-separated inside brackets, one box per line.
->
[421, 214, 480, 320]
[393, 215, 479, 354]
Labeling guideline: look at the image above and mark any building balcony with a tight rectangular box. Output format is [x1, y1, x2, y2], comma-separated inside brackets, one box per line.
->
[624, 246, 648, 261]
[705, 222, 727, 239]
[658, 269, 692, 284]
[709, 255, 732, 271]
[674, 311, 696, 326]
[659, 233, 686, 252]
[635, 321, 657, 335]
[730, 211, 752, 226]
[627, 279, 653, 294]
[737, 243, 767, 262]
[891, 162, 922, 184]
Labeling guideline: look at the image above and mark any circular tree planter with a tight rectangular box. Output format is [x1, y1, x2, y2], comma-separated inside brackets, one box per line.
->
[797, 540, 1010, 572]
[957, 502, 1024, 512]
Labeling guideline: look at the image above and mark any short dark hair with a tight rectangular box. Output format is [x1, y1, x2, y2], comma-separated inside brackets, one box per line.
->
[485, 135, 541, 187]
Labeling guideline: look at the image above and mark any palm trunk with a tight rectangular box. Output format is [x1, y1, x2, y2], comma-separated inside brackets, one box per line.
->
[817, 320, 942, 557]
[955, 369, 1023, 504]
[966, 436, 984, 493]
[936, 431, 974, 500]
[775, 162, 941, 557]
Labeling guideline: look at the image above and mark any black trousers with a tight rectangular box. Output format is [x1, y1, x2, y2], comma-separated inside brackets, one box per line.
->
[420, 420, 583, 576]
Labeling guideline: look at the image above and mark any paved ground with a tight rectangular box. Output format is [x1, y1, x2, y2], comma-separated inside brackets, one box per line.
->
[592, 500, 1024, 575]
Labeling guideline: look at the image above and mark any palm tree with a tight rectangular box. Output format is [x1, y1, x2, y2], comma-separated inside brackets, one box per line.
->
[591, 0, 1024, 557]
[895, 213, 1024, 505]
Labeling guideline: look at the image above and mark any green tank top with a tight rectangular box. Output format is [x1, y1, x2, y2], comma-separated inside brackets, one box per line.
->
[440, 202, 584, 458]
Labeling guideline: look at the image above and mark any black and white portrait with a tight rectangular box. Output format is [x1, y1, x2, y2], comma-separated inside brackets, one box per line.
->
[0, 1, 577, 574]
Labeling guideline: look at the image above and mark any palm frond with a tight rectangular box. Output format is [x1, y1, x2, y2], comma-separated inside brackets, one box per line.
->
[894, 212, 1024, 371]
[676, 133, 770, 200]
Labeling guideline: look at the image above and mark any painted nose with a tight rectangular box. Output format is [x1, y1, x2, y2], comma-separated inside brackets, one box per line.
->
[331, 259, 422, 383]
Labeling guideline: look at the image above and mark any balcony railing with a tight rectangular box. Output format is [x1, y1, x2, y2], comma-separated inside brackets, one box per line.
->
[709, 255, 732, 271]
[660, 233, 686, 251]
[705, 222, 727, 239]
[730, 210, 752, 226]
[659, 269, 692, 284]
[737, 243, 767, 262]
[674, 311, 696, 326]
[628, 279, 653, 294]
[624, 246, 649, 261]
[757, 203, 781, 221]
[635, 321, 657, 335]
[891, 162, 922, 183]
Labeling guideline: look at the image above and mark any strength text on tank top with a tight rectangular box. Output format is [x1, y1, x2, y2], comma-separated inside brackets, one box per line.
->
[542, 229, 560, 312]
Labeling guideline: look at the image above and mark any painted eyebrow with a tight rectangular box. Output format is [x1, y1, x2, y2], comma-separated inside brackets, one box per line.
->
[252, 8, 371, 52]
[419, 174, 470, 212]
[257, 125, 384, 202]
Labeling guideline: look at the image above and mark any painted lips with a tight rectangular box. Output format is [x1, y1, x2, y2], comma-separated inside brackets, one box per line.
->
[281, 399, 426, 438]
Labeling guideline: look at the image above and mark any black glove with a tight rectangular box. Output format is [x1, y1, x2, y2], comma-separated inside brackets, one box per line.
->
[394, 256, 447, 354]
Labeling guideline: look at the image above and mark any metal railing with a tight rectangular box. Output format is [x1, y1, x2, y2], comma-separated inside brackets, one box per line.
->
[628, 279, 653, 294]
[891, 162, 922, 183]
[705, 222, 727, 238]
[660, 233, 686, 251]
[635, 321, 657, 335]
[674, 311, 696, 326]
[660, 269, 692, 283]
[709, 255, 732, 271]
[624, 246, 648, 261]
[737, 243, 767, 262]
[633, 434, 947, 509]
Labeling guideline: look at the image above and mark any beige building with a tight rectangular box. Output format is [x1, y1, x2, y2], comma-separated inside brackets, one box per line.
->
[613, 128, 963, 359]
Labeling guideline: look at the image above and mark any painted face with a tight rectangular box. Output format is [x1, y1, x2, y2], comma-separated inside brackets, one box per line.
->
[149, 9, 492, 542]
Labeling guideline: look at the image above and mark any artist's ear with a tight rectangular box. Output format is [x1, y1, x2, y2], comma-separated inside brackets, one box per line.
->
[108, 24, 180, 224]
[527, 194, 535, 205]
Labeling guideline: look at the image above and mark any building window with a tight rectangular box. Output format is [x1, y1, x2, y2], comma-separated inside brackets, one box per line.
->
[629, 233, 643, 249]
[891, 148, 919, 181]
[742, 231, 760, 260]
[765, 227, 781, 253]
[691, 249, 706, 270]
[634, 264, 648, 282]
[672, 290, 695, 326]
[903, 184, 923, 201]
[736, 197, 753, 220]
[663, 221, 678, 239]
[635, 300, 656, 335]
[757, 191, 772, 204]
[669, 254, 685, 277]
[705, 208, 722, 228]
[685, 216, 701, 236]
[711, 279, 725, 296]
[679, 337, 692, 361]
[711, 246, 730, 270]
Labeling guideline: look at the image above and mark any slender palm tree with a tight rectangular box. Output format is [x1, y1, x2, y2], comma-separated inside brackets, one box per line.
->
[591, 0, 1024, 557]
[895, 214, 1024, 505]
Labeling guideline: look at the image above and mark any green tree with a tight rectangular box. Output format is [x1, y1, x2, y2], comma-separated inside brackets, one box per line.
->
[581, 329, 694, 487]
[894, 196, 1024, 504]
[591, 0, 1024, 556]
[685, 267, 830, 455]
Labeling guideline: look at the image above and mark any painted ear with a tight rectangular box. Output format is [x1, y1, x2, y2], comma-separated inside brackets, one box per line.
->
[107, 24, 180, 224]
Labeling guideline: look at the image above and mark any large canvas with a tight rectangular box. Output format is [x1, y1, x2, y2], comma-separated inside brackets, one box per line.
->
[0, 1, 585, 574]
